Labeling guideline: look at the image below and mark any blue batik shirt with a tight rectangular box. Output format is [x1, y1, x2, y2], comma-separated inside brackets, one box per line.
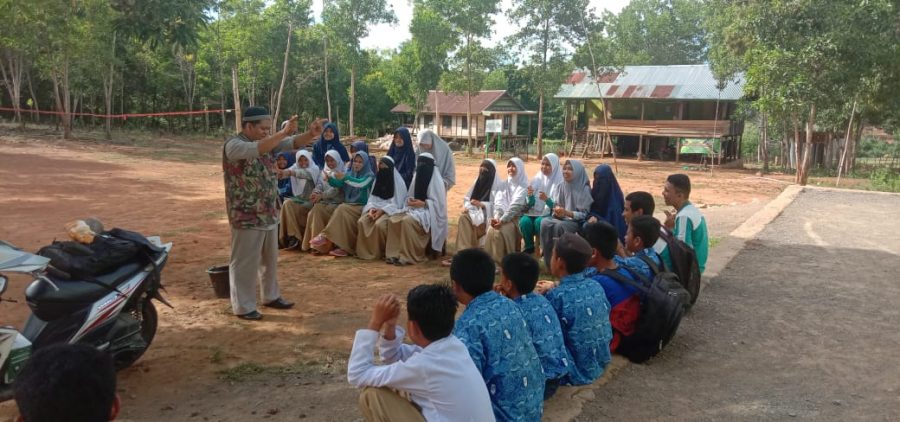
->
[545, 270, 613, 386]
[616, 248, 662, 280]
[512, 293, 569, 381]
[454, 291, 544, 422]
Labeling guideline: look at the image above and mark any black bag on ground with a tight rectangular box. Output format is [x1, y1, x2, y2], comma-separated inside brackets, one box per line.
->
[38, 232, 143, 280]
[659, 228, 702, 307]
[602, 263, 689, 363]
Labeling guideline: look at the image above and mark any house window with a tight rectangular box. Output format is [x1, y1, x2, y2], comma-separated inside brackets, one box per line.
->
[424, 115, 434, 128]
[442, 116, 453, 129]
[461, 116, 468, 130]
[503, 115, 511, 131]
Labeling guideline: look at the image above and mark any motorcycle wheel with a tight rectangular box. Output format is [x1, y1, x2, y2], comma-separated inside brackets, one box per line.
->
[113, 297, 158, 369]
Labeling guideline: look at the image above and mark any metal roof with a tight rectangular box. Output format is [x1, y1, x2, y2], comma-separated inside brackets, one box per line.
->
[555, 65, 745, 101]
[392, 90, 535, 114]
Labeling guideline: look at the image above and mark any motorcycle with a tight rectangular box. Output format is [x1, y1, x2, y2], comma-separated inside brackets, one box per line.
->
[0, 236, 172, 402]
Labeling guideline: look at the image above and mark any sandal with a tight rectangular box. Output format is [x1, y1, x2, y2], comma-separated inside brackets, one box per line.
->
[329, 248, 349, 257]
[309, 235, 327, 248]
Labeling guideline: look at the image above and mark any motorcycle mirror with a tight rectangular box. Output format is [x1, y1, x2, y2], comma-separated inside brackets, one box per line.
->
[0, 275, 6, 295]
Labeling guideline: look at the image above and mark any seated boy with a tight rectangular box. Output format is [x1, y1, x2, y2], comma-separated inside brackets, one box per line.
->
[583, 221, 643, 352]
[662, 174, 709, 273]
[451, 248, 544, 421]
[537, 233, 613, 386]
[347, 285, 495, 422]
[614, 215, 664, 279]
[15, 344, 121, 422]
[498, 252, 569, 400]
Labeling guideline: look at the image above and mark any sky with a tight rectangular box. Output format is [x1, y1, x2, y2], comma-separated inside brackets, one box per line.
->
[311, 0, 630, 51]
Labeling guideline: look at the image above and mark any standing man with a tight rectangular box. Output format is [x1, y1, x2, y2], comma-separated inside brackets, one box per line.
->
[224, 106, 325, 320]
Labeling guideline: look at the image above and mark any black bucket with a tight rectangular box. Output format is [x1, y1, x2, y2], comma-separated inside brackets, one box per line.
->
[207, 265, 230, 299]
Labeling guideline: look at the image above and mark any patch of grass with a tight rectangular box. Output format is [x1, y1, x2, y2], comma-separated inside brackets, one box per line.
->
[209, 347, 224, 364]
[709, 237, 722, 248]
[218, 362, 269, 382]
[217, 355, 349, 382]
[203, 210, 227, 220]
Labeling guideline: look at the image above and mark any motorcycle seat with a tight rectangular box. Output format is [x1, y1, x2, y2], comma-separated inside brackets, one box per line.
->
[25, 261, 145, 321]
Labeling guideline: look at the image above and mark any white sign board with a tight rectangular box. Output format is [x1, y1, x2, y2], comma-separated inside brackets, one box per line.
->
[485, 119, 502, 133]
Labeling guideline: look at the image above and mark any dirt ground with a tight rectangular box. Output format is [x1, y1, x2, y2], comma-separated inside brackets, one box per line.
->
[0, 127, 788, 421]
[578, 188, 900, 421]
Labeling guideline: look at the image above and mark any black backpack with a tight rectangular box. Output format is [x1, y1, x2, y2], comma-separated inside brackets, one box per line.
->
[37, 229, 153, 280]
[659, 228, 702, 307]
[602, 263, 689, 363]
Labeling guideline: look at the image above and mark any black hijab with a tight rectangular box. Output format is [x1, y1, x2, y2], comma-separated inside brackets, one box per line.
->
[372, 157, 396, 200]
[469, 160, 496, 202]
[413, 154, 436, 201]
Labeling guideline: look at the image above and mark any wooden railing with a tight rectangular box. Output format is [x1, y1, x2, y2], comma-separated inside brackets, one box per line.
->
[587, 119, 738, 138]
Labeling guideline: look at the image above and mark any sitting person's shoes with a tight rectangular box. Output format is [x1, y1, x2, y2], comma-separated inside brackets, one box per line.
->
[385, 257, 399, 265]
[263, 297, 295, 309]
[329, 248, 349, 257]
[285, 236, 300, 250]
[237, 310, 263, 320]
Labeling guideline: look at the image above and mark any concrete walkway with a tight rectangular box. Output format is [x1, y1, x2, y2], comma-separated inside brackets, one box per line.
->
[574, 187, 900, 421]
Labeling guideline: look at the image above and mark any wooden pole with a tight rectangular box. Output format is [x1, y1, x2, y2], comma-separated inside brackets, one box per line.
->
[638, 102, 645, 161]
[836, 101, 857, 187]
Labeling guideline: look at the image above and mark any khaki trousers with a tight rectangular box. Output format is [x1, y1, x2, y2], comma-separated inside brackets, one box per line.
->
[279, 200, 310, 246]
[486, 218, 521, 263]
[302, 202, 338, 251]
[455, 212, 486, 252]
[358, 387, 425, 422]
[385, 214, 430, 263]
[229, 227, 281, 315]
[356, 213, 391, 260]
[322, 203, 364, 253]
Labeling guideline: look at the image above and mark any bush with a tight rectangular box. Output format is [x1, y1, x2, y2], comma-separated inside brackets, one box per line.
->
[869, 168, 900, 193]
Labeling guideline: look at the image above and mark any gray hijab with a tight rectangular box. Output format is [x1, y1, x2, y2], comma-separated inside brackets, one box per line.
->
[416, 129, 456, 189]
[558, 159, 593, 212]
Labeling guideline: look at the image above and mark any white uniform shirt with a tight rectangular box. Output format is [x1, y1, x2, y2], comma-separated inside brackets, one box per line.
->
[347, 327, 495, 422]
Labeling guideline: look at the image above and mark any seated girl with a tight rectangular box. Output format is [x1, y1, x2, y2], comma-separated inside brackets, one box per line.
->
[485, 157, 529, 263]
[520, 153, 563, 255]
[309, 151, 375, 257]
[278, 149, 320, 249]
[302, 150, 345, 251]
[587, 164, 627, 242]
[416, 129, 456, 190]
[385, 153, 448, 265]
[454, 159, 498, 253]
[276, 152, 295, 203]
[539, 159, 593, 268]
[349, 140, 378, 174]
[356, 156, 409, 260]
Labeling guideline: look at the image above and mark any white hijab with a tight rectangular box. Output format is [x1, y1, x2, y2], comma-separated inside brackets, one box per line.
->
[290, 149, 320, 195]
[494, 157, 529, 216]
[406, 152, 448, 251]
[364, 156, 409, 216]
[529, 153, 563, 216]
[416, 129, 456, 189]
[557, 159, 593, 213]
[317, 149, 345, 191]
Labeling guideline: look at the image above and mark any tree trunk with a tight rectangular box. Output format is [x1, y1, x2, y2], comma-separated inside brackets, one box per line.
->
[797, 104, 816, 185]
[0, 49, 25, 125]
[26, 69, 38, 123]
[536, 93, 545, 159]
[323, 36, 332, 121]
[231, 65, 242, 133]
[103, 32, 117, 140]
[791, 116, 801, 173]
[349, 64, 356, 136]
[761, 112, 769, 173]
[466, 90, 473, 154]
[272, 21, 293, 133]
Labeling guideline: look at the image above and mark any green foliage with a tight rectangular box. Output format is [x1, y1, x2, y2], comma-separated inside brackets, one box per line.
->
[858, 137, 900, 159]
[869, 168, 900, 193]
[575, 0, 707, 69]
